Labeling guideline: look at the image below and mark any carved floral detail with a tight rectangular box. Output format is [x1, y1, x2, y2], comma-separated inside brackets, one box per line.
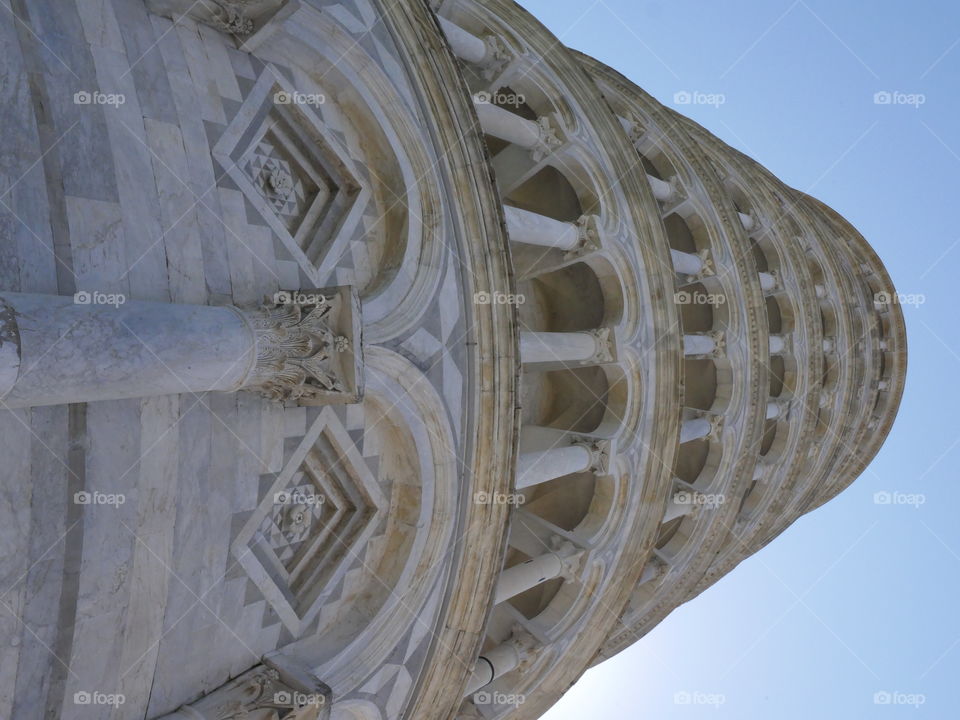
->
[244, 296, 349, 402]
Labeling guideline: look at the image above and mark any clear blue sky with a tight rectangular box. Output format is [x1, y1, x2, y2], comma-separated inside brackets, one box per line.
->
[519, 1, 959, 717]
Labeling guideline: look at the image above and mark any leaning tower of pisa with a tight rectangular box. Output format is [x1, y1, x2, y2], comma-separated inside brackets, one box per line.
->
[0, 1, 905, 719]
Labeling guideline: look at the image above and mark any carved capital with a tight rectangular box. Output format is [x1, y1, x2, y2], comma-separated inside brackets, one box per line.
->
[145, 0, 286, 38]
[241, 287, 362, 404]
[531, 115, 564, 162]
[159, 660, 331, 720]
[584, 327, 615, 364]
[571, 437, 611, 474]
[480, 34, 512, 79]
[549, 537, 584, 582]
[624, 113, 648, 147]
[562, 213, 601, 260]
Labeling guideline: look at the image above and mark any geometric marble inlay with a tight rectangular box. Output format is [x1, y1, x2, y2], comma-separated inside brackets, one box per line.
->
[232, 407, 385, 634]
[214, 69, 369, 285]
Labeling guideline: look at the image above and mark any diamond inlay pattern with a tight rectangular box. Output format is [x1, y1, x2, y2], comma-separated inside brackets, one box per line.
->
[231, 407, 385, 634]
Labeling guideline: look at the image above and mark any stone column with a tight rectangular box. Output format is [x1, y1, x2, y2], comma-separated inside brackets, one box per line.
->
[503, 205, 580, 251]
[473, 102, 562, 161]
[647, 173, 681, 203]
[769, 334, 787, 355]
[436, 16, 510, 78]
[494, 540, 578, 604]
[683, 333, 721, 357]
[516, 438, 610, 488]
[520, 330, 612, 365]
[464, 629, 536, 696]
[680, 416, 720, 443]
[758, 271, 778, 292]
[0, 288, 361, 409]
[670, 249, 705, 276]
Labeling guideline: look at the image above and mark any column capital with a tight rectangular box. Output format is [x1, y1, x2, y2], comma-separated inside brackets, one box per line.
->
[584, 327, 615, 364]
[563, 213, 602, 259]
[241, 287, 363, 404]
[570, 437, 612, 474]
[480, 33, 512, 79]
[531, 115, 564, 162]
[158, 659, 331, 719]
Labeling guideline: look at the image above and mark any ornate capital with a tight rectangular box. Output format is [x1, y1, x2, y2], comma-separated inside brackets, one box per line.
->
[531, 115, 564, 162]
[160, 659, 331, 719]
[550, 537, 584, 582]
[145, 0, 286, 38]
[571, 437, 612, 474]
[585, 327, 615, 364]
[563, 213, 602, 259]
[241, 287, 362, 404]
[480, 34, 512, 79]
